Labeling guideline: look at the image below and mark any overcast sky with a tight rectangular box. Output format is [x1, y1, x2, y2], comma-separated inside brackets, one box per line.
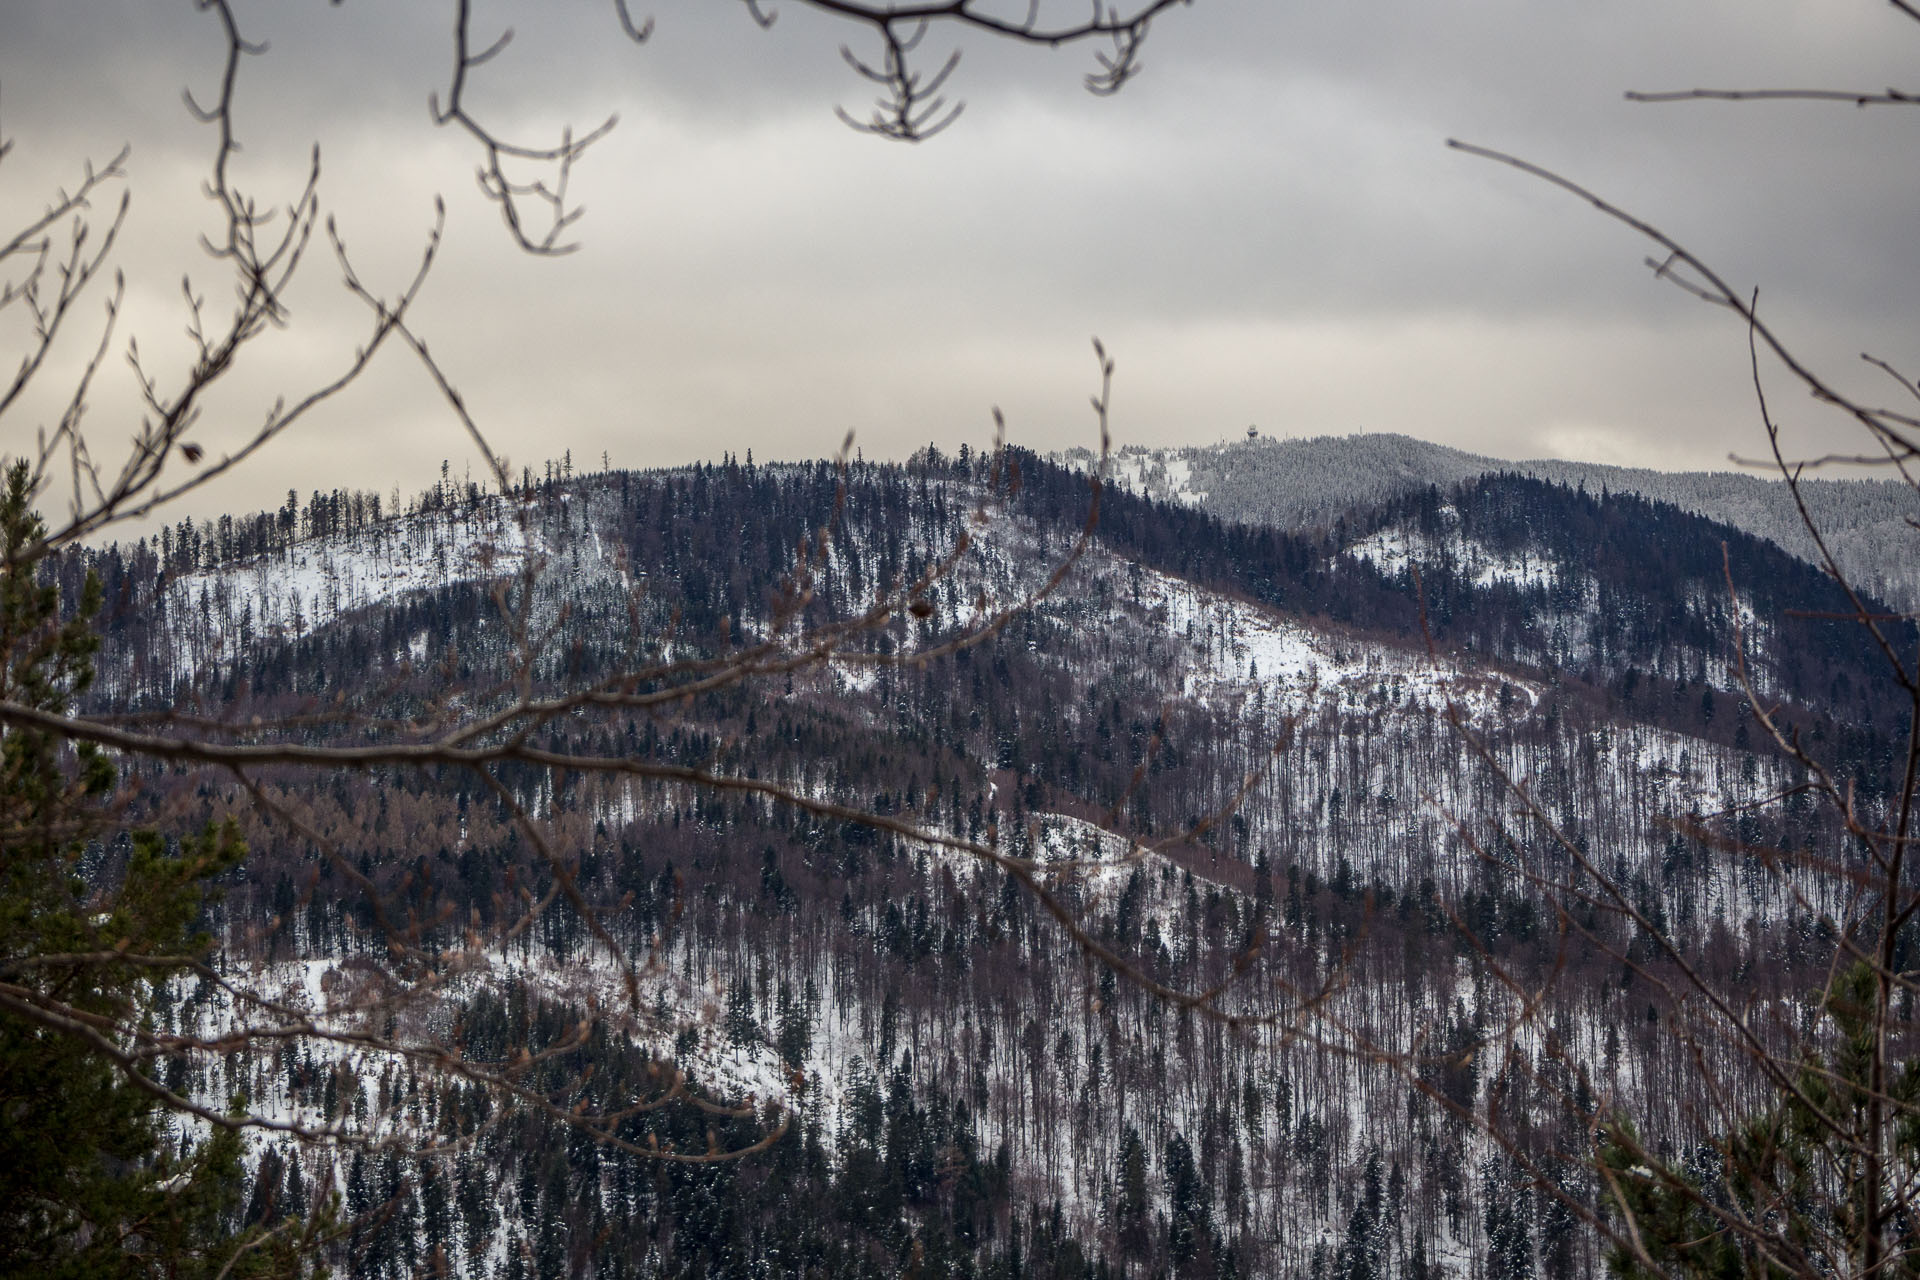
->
[3, 1, 1917, 522]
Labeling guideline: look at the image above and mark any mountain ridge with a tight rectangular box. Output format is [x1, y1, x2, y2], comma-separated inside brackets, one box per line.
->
[50, 449, 1912, 1278]
[1066, 432, 1920, 610]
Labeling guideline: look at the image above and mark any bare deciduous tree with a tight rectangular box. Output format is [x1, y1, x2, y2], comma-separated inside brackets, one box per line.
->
[431, 0, 1193, 252]
[0, 0, 1217, 1268]
[1381, 9, 1920, 1274]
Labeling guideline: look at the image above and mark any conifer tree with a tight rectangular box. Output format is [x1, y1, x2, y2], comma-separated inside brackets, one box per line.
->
[1600, 963, 1920, 1278]
[0, 461, 314, 1277]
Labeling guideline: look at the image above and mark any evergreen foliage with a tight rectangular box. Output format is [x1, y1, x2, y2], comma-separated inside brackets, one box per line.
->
[0, 463, 316, 1278]
[1600, 963, 1920, 1278]
[16, 451, 1912, 1276]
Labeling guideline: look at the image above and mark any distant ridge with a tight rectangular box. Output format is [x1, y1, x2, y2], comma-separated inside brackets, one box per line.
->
[1061, 433, 1920, 611]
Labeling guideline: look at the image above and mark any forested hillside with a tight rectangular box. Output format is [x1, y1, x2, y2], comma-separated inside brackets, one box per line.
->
[59, 450, 1913, 1278]
[1089, 436, 1920, 613]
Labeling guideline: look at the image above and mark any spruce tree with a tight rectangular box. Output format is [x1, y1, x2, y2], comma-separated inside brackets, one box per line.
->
[1601, 963, 1920, 1278]
[0, 463, 309, 1278]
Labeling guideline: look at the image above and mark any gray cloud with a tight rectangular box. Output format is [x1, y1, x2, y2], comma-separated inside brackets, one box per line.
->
[2, 0, 1915, 527]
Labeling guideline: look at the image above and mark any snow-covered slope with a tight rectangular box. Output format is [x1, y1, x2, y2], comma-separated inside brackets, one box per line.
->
[99, 458, 1878, 1280]
[1067, 434, 1920, 609]
[155, 501, 531, 675]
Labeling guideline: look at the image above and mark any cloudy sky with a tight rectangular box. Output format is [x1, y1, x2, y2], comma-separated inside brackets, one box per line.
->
[2, 0, 1916, 522]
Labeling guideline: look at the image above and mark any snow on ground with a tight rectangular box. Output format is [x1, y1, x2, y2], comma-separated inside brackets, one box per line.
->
[143, 473, 1812, 1272]
[1124, 559, 1535, 724]
[1098, 447, 1207, 508]
[149, 488, 657, 690]
[830, 660, 880, 694]
[1159, 456, 1205, 507]
[161, 500, 539, 680]
[1345, 517, 1559, 593]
